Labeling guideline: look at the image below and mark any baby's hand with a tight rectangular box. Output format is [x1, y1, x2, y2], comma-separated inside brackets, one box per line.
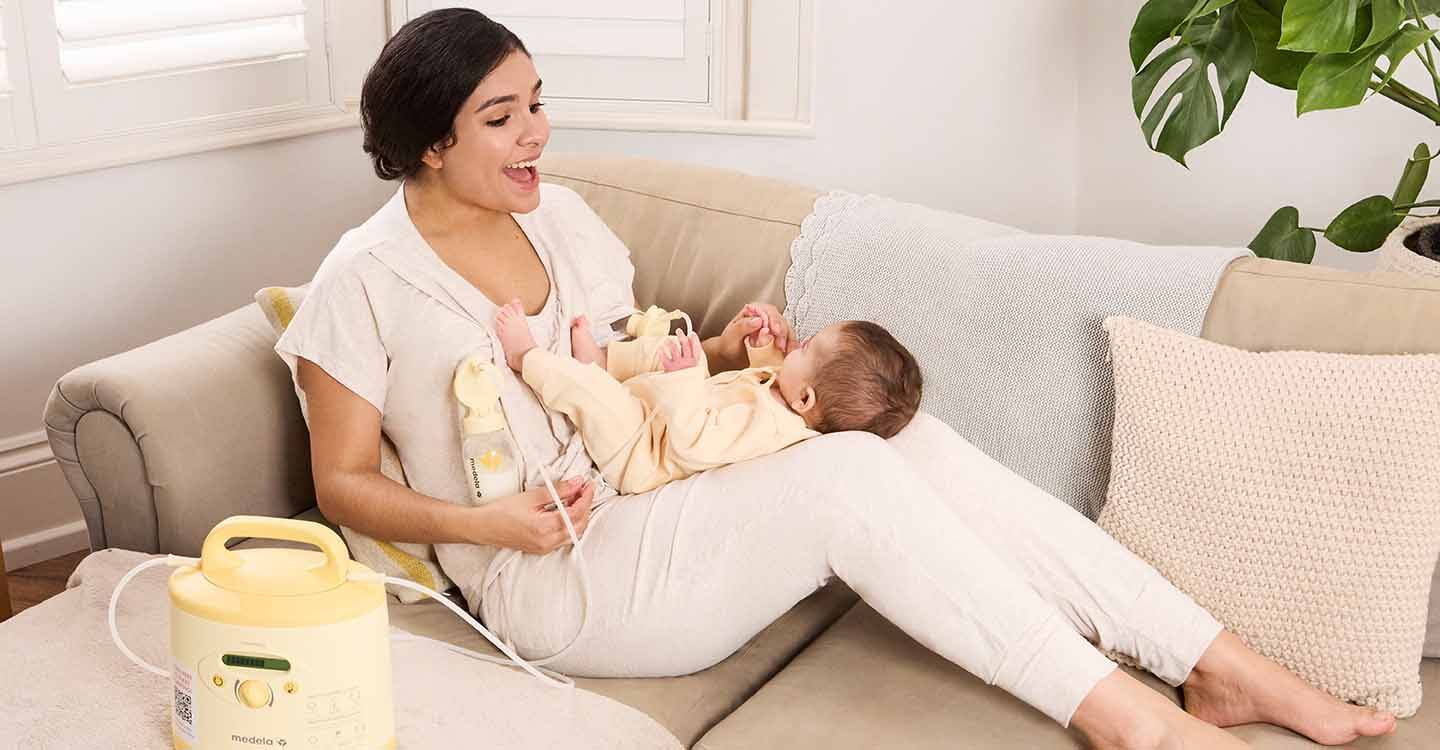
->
[660, 333, 702, 373]
[747, 326, 774, 349]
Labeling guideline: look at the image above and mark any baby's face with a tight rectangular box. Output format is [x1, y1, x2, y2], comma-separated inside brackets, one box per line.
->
[776, 323, 842, 409]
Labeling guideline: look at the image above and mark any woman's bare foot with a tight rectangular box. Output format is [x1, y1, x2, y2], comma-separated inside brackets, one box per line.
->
[1181, 630, 1396, 745]
[494, 300, 537, 372]
[571, 315, 604, 366]
[1071, 668, 1250, 749]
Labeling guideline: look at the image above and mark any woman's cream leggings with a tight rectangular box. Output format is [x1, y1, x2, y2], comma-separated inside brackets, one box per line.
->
[477, 412, 1223, 726]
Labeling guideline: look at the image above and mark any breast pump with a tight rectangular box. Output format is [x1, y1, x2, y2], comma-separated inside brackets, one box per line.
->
[104, 306, 692, 748]
[105, 387, 587, 750]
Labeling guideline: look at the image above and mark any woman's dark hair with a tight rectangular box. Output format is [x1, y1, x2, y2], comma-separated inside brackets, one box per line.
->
[360, 9, 529, 181]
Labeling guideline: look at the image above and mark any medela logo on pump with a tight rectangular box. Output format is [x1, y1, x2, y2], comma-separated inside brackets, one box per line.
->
[231, 735, 285, 746]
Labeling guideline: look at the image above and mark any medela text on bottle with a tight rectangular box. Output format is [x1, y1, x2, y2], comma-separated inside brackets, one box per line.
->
[453, 357, 522, 504]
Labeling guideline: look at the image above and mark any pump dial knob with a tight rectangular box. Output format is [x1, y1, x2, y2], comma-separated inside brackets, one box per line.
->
[237, 679, 273, 708]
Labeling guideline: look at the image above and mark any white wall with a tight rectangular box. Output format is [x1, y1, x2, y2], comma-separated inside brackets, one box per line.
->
[1078, 0, 1438, 271]
[0, 127, 393, 566]
[552, 2, 1086, 235]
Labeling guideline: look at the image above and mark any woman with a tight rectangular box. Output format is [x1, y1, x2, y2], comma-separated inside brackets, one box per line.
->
[278, 9, 1398, 749]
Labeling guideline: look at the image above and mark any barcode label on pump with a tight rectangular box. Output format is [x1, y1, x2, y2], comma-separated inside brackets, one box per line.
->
[173, 660, 198, 743]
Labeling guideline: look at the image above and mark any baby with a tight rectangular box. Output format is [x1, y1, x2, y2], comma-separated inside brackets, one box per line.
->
[494, 301, 924, 495]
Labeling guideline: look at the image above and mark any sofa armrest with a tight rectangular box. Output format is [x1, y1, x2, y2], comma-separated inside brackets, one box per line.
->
[43, 303, 315, 555]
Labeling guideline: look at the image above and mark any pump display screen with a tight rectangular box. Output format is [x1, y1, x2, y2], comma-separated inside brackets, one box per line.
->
[222, 654, 291, 671]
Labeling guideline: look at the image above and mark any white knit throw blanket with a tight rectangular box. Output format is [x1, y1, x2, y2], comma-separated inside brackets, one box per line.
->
[785, 192, 1251, 519]
[0, 548, 682, 750]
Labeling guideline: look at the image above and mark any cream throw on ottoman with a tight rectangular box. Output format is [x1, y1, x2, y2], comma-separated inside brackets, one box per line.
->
[1097, 316, 1440, 716]
[0, 548, 681, 750]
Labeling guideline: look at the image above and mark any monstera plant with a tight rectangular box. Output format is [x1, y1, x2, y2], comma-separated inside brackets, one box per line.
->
[1130, 0, 1440, 264]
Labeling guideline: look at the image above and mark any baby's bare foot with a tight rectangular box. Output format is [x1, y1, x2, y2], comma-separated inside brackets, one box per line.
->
[494, 300, 537, 372]
[571, 315, 603, 365]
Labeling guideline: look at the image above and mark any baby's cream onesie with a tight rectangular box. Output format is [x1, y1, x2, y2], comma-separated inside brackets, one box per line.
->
[520, 336, 818, 494]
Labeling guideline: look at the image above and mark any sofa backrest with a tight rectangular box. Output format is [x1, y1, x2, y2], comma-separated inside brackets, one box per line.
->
[1203, 256, 1440, 354]
[545, 152, 1440, 358]
[540, 153, 820, 339]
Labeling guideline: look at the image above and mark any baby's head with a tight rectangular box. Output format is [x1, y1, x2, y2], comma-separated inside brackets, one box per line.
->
[776, 321, 923, 439]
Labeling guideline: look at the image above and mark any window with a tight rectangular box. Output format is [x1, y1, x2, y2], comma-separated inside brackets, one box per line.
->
[30, 0, 334, 142]
[0, 0, 362, 184]
[0, 1, 21, 149]
[0, 5, 10, 96]
[397, 0, 814, 135]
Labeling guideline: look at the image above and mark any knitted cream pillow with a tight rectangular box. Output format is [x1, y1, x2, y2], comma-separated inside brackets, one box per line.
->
[256, 285, 455, 604]
[1096, 315, 1440, 716]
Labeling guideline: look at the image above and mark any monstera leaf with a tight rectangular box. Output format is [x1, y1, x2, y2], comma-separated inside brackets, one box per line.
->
[1297, 25, 1435, 113]
[1132, 3, 1257, 165]
[1280, 0, 1370, 52]
[1395, 143, 1433, 206]
[1238, 0, 1315, 88]
[1250, 206, 1319, 261]
[1325, 195, 1403, 251]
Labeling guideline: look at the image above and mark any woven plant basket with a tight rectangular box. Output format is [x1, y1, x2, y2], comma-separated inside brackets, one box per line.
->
[1379, 216, 1440, 280]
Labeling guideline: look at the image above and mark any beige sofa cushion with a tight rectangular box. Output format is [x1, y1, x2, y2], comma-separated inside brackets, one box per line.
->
[540, 154, 821, 338]
[1098, 315, 1440, 716]
[1202, 257, 1440, 354]
[695, 602, 1440, 749]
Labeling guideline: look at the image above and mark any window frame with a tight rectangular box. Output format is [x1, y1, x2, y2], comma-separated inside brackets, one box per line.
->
[0, 0, 355, 186]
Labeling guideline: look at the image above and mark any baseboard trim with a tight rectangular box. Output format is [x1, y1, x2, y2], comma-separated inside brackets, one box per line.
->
[2, 520, 90, 571]
[0, 431, 53, 477]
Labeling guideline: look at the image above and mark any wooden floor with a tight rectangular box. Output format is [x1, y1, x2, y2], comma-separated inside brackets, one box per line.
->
[4, 550, 89, 619]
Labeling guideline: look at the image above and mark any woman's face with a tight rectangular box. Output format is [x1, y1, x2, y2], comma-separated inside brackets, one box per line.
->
[426, 50, 550, 214]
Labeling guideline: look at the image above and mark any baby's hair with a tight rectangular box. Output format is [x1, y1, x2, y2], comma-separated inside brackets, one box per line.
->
[811, 321, 923, 439]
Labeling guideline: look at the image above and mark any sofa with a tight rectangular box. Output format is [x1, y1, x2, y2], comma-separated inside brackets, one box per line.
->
[42, 153, 1440, 748]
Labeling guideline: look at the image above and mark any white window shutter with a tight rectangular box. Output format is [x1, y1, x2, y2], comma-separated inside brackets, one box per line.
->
[411, 1, 711, 105]
[53, 0, 309, 84]
[23, 0, 336, 145]
[0, 3, 12, 95]
[0, 1, 18, 150]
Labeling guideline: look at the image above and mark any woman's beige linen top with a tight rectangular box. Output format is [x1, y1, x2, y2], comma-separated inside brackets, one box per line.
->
[274, 183, 636, 610]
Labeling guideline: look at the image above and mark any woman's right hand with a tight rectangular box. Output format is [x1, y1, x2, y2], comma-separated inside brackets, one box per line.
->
[714, 305, 768, 364]
[472, 477, 595, 554]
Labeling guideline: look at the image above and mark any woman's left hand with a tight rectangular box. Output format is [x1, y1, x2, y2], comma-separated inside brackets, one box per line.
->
[742, 303, 797, 354]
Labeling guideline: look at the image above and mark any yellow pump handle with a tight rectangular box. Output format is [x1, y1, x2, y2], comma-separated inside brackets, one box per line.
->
[199, 515, 351, 594]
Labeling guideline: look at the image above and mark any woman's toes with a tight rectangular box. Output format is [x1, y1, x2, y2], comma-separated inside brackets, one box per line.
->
[1310, 705, 1396, 744]
[1356, 708, 1397, 737]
